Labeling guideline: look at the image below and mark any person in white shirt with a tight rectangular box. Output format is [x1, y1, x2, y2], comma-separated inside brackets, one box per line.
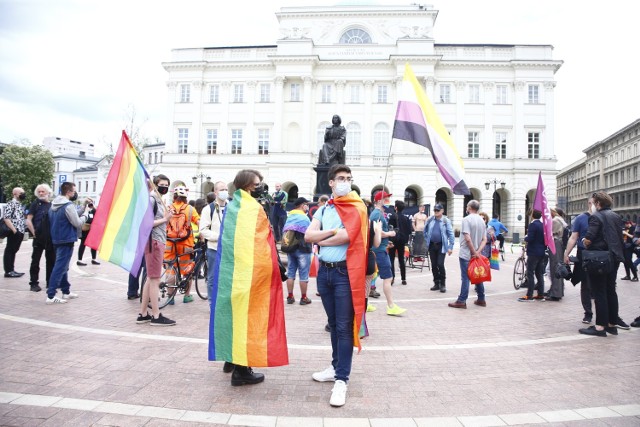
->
[199, 181, 229, 302]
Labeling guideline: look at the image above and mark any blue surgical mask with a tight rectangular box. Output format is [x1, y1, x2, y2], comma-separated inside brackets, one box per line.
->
[335, 182, 351, 197]
[218, 190, 229, 201]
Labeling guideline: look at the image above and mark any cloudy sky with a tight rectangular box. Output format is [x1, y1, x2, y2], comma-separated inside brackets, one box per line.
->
[1, 0, 638, 169]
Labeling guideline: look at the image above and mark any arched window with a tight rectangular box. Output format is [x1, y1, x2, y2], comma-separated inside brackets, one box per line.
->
[339, 28, 372, 44]
[346, 122, 361, 158]
[404, 188, 418, 207]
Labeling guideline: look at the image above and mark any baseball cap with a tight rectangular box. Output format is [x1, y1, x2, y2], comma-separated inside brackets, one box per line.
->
[434, 203, 444, 211]
[373, 191, 392, 202]
[293, 197, 309, 207]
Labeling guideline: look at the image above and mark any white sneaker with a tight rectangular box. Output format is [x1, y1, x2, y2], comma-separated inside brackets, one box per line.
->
[329, 380, 347, 407]
[62, 292, 78, 300]
[312, 366, 335, 382]
[46, 296, 67, 304]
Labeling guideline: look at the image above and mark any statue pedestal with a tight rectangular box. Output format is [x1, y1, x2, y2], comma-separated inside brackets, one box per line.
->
[313, 165, 332, 201]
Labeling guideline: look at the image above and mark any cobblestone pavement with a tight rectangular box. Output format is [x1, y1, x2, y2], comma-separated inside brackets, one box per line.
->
[0, 240, 639, 426]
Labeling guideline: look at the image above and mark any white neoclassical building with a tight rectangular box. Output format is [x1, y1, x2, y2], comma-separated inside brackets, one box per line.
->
[160, 4, 562, 237]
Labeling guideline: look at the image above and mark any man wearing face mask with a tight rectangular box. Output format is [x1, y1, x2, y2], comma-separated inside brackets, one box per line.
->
[3, 187, 27, 278]
[46, 182, 90, 304]
[26, 184, 55, 291]
[199, 181, 229, 304]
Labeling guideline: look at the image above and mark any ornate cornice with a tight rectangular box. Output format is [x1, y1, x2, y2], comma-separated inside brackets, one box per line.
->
[455, 80, 466, 90]
[543, 81, 556, 90]
[335, 80, 346, 88]
[424, 76, 436, 86]
[166, 81, 177, 89]
[274, 76, 286, 86]
[246, 80, 257, 88]
[483, 81, 494, 90]
[193, 80, 203, 89]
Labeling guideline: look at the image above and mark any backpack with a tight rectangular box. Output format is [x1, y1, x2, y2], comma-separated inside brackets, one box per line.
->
[561, 224, 571, 250]
[166, 203, 193, 241]
[281, 229, 304, 253]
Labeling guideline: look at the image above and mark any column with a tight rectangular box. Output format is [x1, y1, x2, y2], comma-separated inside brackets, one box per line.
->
[335, 80, 346, 111]
[165, 82, 177, 153]
[246, 80, 257, 154]
[192, 80, 204, 154]
[302, 76, 313, 155]
[455, 80, 466, 157]
[273, 76, 285, 153]
[424, 76, 435, 103]
[362, 80, 374, 156]
[483, 81, 494, 159]
[543, 81, 556, 159]
[220, 81, 230, 154]
[513, 80, 526, 158]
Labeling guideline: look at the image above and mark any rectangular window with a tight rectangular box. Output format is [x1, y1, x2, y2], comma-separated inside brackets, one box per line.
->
[148, 153, 152, 164]
[528, 85, 539, 104]
[85, 181, 88, 192]
[495, 132, 507, 159]
[258, 129, 269, 155]
[377, 85, 388, 103]
[154, 152, 158, 163]
[350, 84, 361, 103]
[467, 132, 479, 158]
[233, 84, 244, 103]
[180, 84, 190, 103]
[206, 129, 218, 154]
[260, 83, 271, 103]
[290, 83, 301, 102]
[496, 85, 508, 104]
[209, 85, 219, 103]
[231, 129, 243, 154]
[92, 181, 96, 192]
[178, 128, 189, 154]
[321, 84, 332, 103]
[439, 84, 451, 103]
[468, 84, 480, 103]
[527, 132, 540, 159]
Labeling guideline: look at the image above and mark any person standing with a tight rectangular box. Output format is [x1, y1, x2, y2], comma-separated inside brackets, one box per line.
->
[411, 204, 428, 257]
[77, 198, 99, 266]
[621, 221, 639, 281]
[271, 183, 288, 242]
[488, 213, 508, 251]
[3, 187, 27, 278]
[424, 203, 454, 293]
[26, 184, 55, 291]
[388, 200, 411, 285]
[546, 208, 567, 301]
[518, 210, 547, 302]
[46, 182, 89, 304]
[199, 181, 229, 301]
[448, 200, 487, 309]
[305, 164, 367, 407]
[283, 197, 313, 305]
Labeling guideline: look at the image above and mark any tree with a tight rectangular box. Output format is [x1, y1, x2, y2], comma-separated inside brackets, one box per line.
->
[0, 143, 55, 205]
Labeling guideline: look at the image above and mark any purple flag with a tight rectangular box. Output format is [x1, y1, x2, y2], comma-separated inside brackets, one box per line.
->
[533, 172, 555, 254]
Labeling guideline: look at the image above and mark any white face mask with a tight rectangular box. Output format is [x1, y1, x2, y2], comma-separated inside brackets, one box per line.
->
[590, 204, 597, 214]
[334, 182, 351, 197]
[218, 190, 229, 201]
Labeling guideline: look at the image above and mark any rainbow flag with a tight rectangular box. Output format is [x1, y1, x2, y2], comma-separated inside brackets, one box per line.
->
[392, 63, 470, 195]
[533, 172, 556, 254]
[208, 188, 288, 367]
[85, 131, 154, 274]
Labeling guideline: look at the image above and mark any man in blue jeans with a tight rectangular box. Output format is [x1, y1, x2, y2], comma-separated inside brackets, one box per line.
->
[46, 182, 90, 304]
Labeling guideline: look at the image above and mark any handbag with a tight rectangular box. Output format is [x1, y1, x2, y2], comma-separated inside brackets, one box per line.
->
[0, 220, 11, 239]
[490, 246, 500, 270]
[467, 255, 491, 284]
[582, 250, 612, 275]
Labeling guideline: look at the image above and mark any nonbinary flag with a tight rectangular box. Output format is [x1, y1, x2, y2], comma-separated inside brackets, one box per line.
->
[392, 63, 470, 195]
[533, 172, 556, 254]
[85, 131, 154, 274]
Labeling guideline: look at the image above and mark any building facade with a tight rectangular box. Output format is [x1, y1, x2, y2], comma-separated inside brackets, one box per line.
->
[43, 136, 95, 157]
[161, 4, 562, 236]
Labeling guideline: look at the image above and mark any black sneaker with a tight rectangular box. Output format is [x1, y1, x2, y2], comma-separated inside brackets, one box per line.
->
[76, 261, 87, 266]
[430, 284, 440, 291]
[369, 288, 380, 298]
[91, 260, 100, 265]
[324, 323, 331, 332]
[30, 284, 42, 292]
[615, 317, 630, 330]
[286, 296, 295, 304]
[127, 295, 139, 300]
[578, 325, 606, 337]
[605, 326, 618, 335]
[300, 297, 312, 305]
[582, 315, 592, 324]
[150, 313, 176, 326]
[631, 317, 640, 328]
[136, 313, 152, 324]
[401, 280, 407, 285]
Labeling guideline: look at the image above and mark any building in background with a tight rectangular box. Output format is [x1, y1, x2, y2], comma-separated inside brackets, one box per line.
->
[43, 136, 95, 157]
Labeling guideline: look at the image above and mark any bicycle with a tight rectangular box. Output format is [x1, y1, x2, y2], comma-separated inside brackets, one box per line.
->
[140, 238, 208, 308]
[513, 245, 527, 290]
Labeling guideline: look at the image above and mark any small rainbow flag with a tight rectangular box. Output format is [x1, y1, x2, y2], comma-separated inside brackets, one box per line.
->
[85, 131, 154, 274]
[208, 188, 288, 367]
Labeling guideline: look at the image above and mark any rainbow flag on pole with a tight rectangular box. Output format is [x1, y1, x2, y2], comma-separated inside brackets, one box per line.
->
[392, 63, 470, 195]
[533, 172, 556, 254]
[208, 188, 288, 367]
[85, 131, 154, 274]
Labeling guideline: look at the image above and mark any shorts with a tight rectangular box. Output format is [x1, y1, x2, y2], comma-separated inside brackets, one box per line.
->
[287, 249, 311, 282]
[373, 250, 393, 279]
[145, 239, 164, 279]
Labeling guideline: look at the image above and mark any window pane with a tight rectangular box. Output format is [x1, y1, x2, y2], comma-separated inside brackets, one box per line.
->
[209, 85, 219, 103]
[290, 83, 300, 101]
[180, 84, 190, 103]
[231, 129, 242, 154]
[178, 128, 189, 154]
[377, 85, 388, 103]
[258, 129, 269, 155]
[206, 129, 218, 154]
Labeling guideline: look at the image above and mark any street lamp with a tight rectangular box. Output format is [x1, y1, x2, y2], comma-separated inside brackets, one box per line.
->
[485, 179, 506, 218]
[192, 173, 211, 198]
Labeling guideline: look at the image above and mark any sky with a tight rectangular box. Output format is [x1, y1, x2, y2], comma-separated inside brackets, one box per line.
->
[1, 0, 639, 169]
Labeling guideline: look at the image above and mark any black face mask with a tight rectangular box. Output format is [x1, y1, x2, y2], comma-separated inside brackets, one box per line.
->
[157, 186, 169, 195]
[18, 193, 26, 200]
[69, 192, 78, 202]
[250, 190, 262, 199]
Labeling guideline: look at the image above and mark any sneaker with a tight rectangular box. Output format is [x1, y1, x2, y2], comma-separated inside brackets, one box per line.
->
[136, 313, 152, 324]
[533, 295, 545, 301]
[62, 292, 78, 300]
[287, 296, 295, 304]
[615, 317, 630, 330]
[312, 366, 335, 382]
[30, 284, 42, 292]
[369, 288, 380, 298]
[578, 325, 606, 337]
[183, 295, 194, 303]
[582, 315, 593, 324]
[430, 284, 440, 291]
[91, 260, 100, 265]
[605, 326, 618, 335]
[150, 313, 176, 326]
[330, 380, 348, 407]
[366, 304, 376, 312]
[620, 276, 631, 280]
[631, 277, 639, 282]
[324, 324, 330, 332]
[46, 296, 67, 304]
[518, 295, 534, 302]
[401, 280, 407, 285]
[300, 297, 312, 305]
[76, 261, 86, 266]
[387, 304, 407, 316]
[630, 316, 640, 328]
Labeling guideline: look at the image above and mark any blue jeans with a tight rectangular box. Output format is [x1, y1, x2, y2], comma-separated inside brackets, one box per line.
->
[457, 257, 485, 302]
[317, 264, 354, 382]
[206, 248, 218, 301]
[47, 244, 74, 298]
[286, 249, 311, 281]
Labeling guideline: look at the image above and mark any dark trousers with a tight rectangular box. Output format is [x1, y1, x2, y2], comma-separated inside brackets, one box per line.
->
[388, 241, 407, 281]
[590, 261, 620, 327]
[271, 213, 286, 242]
[623, 247, 637, 278]
[576, 249, 593, 317]
[29, 240, 56, 286]
[78, 231, 97, 260]
[127, 257, 145, 297]
[3, 231, 24, 273]
[428, 242, 446, 285]
[496, 234, 505, 250]
[526, 254, 545, 298]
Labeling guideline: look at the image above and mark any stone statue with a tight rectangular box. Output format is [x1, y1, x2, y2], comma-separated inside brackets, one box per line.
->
[319, 114, 346, 166]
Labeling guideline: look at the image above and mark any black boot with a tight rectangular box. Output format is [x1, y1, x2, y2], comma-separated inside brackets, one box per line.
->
[222, 361, 235, 373]
[440, 279, 446, 293]
[231, 365, 265, 386]
[430, 280, 440, 291]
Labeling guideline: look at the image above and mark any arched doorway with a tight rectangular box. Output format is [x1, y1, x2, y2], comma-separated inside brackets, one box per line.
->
[404, 187, 418, 207]
[435, 189, 448, 216]
[286, 184, 298, 202]
[492, 191, 501, 218]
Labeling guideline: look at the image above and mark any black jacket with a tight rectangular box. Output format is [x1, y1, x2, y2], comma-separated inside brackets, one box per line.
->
[584, 208, 624, 262]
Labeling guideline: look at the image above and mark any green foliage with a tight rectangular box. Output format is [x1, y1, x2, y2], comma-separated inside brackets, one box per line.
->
[0, 144, 55, 205]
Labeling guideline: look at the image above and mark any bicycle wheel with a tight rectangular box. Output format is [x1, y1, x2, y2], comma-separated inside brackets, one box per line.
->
[158, 264, 179, 308]
[513, 257, 526, 290]
[194, 257, 209, 300]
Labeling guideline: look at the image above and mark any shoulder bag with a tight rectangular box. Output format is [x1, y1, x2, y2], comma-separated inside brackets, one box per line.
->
[582, 250, 612, 275]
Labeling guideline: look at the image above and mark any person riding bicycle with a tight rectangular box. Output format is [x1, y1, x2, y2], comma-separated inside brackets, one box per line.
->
[488, 213, 508, 251]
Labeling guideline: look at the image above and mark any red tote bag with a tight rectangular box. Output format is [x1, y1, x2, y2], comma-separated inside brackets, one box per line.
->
[467, 255, 491, 284]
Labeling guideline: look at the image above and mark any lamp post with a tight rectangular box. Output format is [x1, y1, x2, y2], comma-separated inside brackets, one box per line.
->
[192, 173, 211, 198]
[484, 178, 506, 218]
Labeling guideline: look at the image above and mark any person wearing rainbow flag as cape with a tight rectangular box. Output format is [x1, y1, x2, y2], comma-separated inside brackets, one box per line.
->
[305, 164, 368, 407]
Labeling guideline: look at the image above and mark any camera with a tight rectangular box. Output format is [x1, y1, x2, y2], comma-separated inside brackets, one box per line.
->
[555, 262, 573, 281]
[88, 203, 94, 209]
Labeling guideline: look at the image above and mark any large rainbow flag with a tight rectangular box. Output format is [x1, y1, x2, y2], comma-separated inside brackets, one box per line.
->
[85, 131, 154, 274]
[392, 63, 470, 195]
[208, 188, 288, 367]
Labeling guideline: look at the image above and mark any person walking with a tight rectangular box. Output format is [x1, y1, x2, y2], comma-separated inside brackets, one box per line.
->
[282, 197, 313, 305]
[26, 184, 55, 292]
[518, 210, 547, 302]
[76, 198, 99, 266]
[3, 187, 27, 278]
[424, 203, 454, 293]
[199, 181, 229, 301]
[547, 208, 567, 301]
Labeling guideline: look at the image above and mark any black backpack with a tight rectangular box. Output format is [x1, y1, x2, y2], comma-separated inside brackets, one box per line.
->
[561, 225, 571, 250]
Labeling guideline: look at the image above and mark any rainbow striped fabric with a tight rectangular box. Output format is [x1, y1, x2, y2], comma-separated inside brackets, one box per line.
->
[86, 131, 154, 274]
[392, 63, 470, 195]
[208, 188, 288, 367]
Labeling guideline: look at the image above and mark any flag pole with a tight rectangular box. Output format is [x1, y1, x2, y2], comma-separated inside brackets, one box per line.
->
[381, 136, 394, 196]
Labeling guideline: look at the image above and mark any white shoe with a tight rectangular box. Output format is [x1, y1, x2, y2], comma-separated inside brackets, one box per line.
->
[329, 380, 347, 407]
[62, 292, 78, 300]
[312, 366, 336, 382]
[46, 296, 67, 304]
